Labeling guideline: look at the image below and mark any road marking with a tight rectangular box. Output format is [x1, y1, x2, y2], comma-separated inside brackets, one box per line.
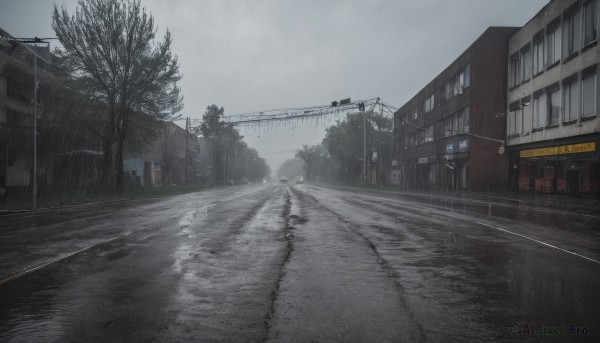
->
[473, 221, 600, 265]
[0, 232, 136, 286]
[0, 202, 223, 287]
[311, 186, 600, 266]
[0, 185, 274, 286]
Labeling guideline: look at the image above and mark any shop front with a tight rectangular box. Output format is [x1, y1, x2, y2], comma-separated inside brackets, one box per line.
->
[416, 156, 437, 191]
[442, 139, 469, 191]
[512, 141, 598, 194]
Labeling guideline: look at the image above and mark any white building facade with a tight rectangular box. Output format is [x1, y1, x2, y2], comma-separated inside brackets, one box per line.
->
[506, 0, 599, 194]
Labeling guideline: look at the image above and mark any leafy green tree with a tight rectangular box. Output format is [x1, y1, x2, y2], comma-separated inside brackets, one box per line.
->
[322, 111, 392, 183]
[322, 113, 368, 182]
[198, 105, 269, 184]
[52, 0, 183, 192]
[296, 144, 328, 181]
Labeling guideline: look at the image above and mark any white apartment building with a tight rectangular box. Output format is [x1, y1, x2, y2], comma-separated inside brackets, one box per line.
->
[506, 0, 599, 194]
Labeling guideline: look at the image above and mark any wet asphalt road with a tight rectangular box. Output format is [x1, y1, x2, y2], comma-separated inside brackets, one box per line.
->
[0, 183, 599, 342]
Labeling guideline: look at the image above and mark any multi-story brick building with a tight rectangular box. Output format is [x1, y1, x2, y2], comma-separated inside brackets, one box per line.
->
[393, 27, 518, 191]
[506, 0, 599, 194]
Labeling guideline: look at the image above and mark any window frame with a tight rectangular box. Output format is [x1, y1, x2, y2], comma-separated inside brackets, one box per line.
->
[547, 20, 561, 67]
[508, 102, 521, 136]
[532, 91, 546, 130]
[510, 53, 520, 87]
[521, 96, 532, 133]
[583, 0, 598, 46]
[547, 86, 561, 126]
[582, 67, 597, 118]
[562, 76, 580, 123]
[533, 31, 545, 76]
[521, 44, 533, 82]
[562, 6, 581, 58]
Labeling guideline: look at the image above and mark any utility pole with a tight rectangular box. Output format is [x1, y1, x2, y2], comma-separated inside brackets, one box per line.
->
[379, 103, 383, 186]
[363, 105, 367, 184]
[33, 54, 37, 210]
[164, 123, 168, 185]
[362, 98, 380, 185]
[184, 117, 189, 184]
[3, 37, 58, 210]
[234, 136, 238, 182]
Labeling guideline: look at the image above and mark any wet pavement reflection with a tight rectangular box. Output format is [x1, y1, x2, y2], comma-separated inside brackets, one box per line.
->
[1, 183, 599, 341]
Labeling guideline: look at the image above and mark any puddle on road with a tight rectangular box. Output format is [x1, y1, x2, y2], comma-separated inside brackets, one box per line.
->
[177, 205, 213, 239]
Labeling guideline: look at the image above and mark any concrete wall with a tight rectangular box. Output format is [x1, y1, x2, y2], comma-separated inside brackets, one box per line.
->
[507, 0, 600, 147]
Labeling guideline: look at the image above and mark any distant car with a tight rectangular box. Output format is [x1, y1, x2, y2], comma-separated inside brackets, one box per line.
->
[241, 178, 248, 184]
[295, 176, 304, 184]
[280, 177, 288, 183]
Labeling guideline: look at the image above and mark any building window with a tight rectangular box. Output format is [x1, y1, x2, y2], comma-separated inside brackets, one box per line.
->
[522, 98, 532, 133]
[563, 79, 580, 122]
[533, 37, 545, 75]
[405, 133, 416, 148]
[508, 108, 515, 135]
[417, 130, 425, 145]
[459, 64, 470, 89]
[563, 9, 581, 57]
[521, 46, 532, 81]
[444, 116, 452, 137]
[423, 93, 434, 113]
[508, 105, 522, 136]
[582, 72, 597, 117]
[532, 94, 546, 129]
[510, 54, 520, 87]
[453, 112, 460, 134]
[413, 106, 419, 120]
[548, 88, 561, 125]
[463, 106, 470, 132]
[547, 24, 561, 65]
[438, 85, 446, 102]
[583, 0, 597, 45]
[452, 76, 461, 95]
[425, 126, 434, 142]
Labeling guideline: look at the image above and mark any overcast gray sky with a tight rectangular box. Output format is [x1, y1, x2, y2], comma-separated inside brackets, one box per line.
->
[1, 0, 549, 171]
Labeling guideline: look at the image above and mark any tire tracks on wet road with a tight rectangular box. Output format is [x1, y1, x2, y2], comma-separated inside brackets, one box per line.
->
[266, 186, 424, 342]
[0, 185, 266, 287]
[299, 184, 600, 341]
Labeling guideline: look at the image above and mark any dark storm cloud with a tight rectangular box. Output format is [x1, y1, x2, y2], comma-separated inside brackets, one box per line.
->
[0, 0, 549, 170]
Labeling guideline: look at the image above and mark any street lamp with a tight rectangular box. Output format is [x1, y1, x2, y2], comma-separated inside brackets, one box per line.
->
[1, 36, 56, 210]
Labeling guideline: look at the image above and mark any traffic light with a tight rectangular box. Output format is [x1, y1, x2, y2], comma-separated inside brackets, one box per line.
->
[358, 102, 365, 112]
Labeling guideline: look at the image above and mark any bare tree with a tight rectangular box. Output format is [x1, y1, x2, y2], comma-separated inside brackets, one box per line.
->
[52, 0, 183, 192]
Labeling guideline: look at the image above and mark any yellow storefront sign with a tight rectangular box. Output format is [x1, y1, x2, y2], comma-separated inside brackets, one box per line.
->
[519, 142, 596, 158]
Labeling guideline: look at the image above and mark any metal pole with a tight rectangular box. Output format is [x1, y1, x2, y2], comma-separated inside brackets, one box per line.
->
[379, 103, 383, 186]
[184, 117, 189, 184]
[363, 108, 366, 184]
[15, 41, 55, 210]
[33, 54, 37, 210]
